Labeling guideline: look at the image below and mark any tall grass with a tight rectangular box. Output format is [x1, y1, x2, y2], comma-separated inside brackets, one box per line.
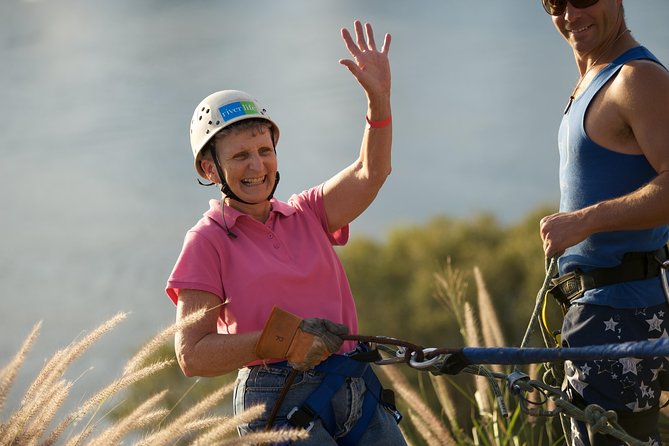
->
[4, 262, 667, 445]
[380, 261, 566, 446]
[0, 312, 305, 446]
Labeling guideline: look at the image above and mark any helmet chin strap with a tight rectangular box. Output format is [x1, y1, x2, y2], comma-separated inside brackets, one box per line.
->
[209, 144, 280, 205]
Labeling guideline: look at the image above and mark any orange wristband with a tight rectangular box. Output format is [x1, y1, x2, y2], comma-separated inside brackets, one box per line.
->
[366, 114, 392, 129]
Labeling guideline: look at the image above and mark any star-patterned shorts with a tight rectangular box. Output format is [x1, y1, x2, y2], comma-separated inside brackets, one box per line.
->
[561, 302, 669, 446]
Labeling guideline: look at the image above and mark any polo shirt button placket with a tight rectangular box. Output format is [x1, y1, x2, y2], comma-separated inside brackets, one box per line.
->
[267, 232, 280, 249]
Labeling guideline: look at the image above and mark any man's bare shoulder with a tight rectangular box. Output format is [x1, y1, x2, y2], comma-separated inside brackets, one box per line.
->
[613, 59, 669, 103]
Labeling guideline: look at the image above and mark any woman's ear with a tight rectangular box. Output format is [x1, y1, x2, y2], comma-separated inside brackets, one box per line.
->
[200, 158, 219, 184]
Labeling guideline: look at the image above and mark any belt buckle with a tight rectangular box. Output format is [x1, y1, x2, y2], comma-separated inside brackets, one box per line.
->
[549, 271, 584, 305]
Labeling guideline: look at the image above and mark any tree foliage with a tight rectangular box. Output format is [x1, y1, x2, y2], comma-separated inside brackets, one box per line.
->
[340, 206, 554, 347]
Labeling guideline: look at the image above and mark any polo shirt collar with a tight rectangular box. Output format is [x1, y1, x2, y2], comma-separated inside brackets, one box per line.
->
[205, 198, 296, 230]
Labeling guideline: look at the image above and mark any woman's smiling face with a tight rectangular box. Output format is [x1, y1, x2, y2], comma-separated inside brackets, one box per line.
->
[213, 126, 277, 205]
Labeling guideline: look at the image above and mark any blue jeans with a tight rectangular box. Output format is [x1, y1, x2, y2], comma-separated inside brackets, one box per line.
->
[233, 361, 407, 445]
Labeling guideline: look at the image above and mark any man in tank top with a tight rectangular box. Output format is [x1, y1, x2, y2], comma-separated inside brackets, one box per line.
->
[539, 1, 669, 445]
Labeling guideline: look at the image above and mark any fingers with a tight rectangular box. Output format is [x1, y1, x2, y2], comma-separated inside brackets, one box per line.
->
[288, 337, 331, 371]
[380, 33, 391, 55]
[340, 27, 360, 59]
[540, 215, 556, 257]
[354, 20, 367, 50]
[322, 319, 349, 336]
[341, 20, 389, 57]
[300, 318, 346, 354]
[364, 22, 377, 51]
[540, 213, 570, 258]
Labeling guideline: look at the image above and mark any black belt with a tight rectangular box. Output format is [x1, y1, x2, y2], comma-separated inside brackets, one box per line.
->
[548, 246, 669, 307]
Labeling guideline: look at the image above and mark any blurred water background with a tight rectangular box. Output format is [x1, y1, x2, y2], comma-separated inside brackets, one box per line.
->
[1, 0, 668, 415]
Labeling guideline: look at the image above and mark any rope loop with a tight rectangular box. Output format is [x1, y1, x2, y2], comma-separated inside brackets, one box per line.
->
[583, 404, 618, 434]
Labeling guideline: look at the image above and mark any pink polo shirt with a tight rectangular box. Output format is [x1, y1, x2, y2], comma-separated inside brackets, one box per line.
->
[166, 184, 359, 356]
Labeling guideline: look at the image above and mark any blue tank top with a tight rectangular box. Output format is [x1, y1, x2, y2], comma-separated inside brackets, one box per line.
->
[557, 46, 669, 308]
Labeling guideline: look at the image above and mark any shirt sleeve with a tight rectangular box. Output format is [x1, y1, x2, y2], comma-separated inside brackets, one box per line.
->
[290, 184, 349, 246]
[165, 229, 225, 305]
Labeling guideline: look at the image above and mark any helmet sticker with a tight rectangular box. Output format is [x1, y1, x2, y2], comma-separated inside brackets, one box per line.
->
[218, 101, 260, 122]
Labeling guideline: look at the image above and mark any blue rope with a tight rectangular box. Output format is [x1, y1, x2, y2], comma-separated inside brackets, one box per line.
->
[460, 336, 669, 365]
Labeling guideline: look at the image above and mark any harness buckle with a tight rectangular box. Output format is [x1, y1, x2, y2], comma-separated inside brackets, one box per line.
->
[286, 406, 315, 432]
[506, 370, 531, 393]
[381, 389, 403, 424]
[547, 270, 585, 307]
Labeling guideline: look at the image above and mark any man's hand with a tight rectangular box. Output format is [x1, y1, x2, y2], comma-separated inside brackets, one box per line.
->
[540, 210, 590, 257]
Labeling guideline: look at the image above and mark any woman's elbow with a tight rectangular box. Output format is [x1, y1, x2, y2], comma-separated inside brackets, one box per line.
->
[175, 344, 200, 377]
[174, 335, 213, 377]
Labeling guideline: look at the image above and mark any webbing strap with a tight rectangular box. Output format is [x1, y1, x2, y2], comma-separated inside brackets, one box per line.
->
[549, 246, 668, 305]
[288, 355, 383, 445]
[338, 366, 382, 446]
[301, 372, 347, 435]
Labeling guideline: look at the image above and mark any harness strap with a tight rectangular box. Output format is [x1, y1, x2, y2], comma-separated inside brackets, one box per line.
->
[548, 246, 669, 306]
[340, 367, 381, 446]
[286, 353, 399, 445]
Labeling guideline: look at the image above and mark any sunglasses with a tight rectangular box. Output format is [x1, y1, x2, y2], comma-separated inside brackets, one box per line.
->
[542, 0, 599, 16]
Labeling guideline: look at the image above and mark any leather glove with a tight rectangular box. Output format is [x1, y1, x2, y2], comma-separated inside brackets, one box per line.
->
[255, 307, 348, 371]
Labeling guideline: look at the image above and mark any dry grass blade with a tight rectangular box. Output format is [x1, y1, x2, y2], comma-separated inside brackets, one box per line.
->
[124, 307, 207, 375]
[463, 301, 481, 349]
[22, 313, 127, 409]
[1, 364, 73, 445]
[180, 415, 230, 432]
[429, 374, 460, 433]
[463, 301, 492, 417]
[86, 390, 169, 446]
[407, 409, 443, 446]
[378, 366, 455, 444]
[135, 381, 234, 446]
[188, 404, 265, 446]
[0, 321, 41, 413]
[43, 359, 174, 446]
[177, 414, 229, 435]
[474, 266, 506, 348]
[63, 424, 95, 446]
[433, 259, 469, 339]
[18, 379, 72, 446]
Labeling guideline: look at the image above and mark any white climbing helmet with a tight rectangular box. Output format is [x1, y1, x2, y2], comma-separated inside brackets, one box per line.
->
[189, 90, 280, 178]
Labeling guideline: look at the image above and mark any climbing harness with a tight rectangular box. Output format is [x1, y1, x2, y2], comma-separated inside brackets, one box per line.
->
[547, 247, 669, 308]
[264, 345, 401, 445]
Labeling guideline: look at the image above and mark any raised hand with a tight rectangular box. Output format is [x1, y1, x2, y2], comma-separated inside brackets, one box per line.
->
[339, 20, 391, 102]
